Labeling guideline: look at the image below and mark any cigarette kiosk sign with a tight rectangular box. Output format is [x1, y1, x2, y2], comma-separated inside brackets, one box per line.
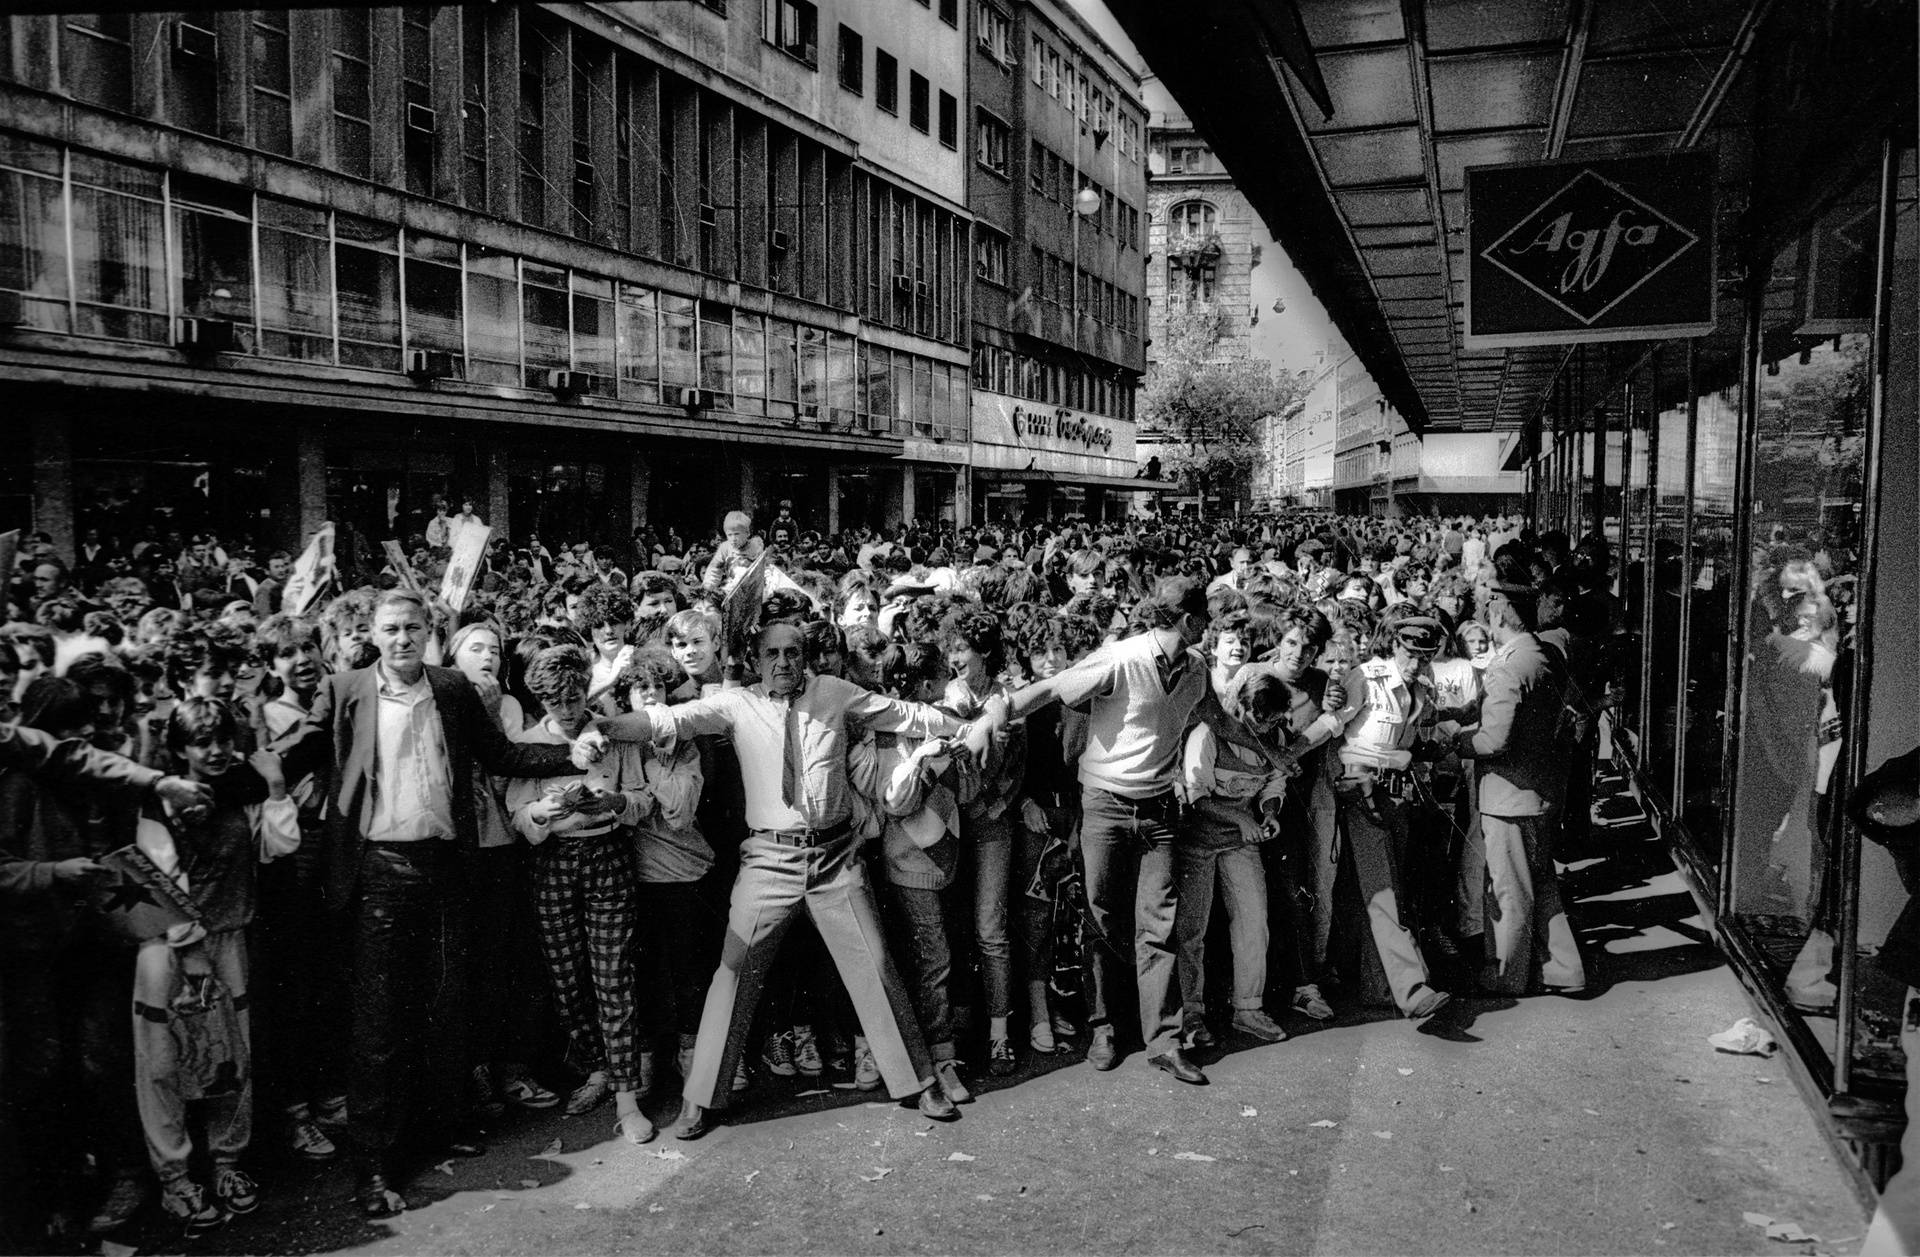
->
[1464, 151, 1716, 348]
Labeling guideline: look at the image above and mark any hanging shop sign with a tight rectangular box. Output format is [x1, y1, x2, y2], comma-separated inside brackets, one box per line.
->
[1464, 151, 1716, 349]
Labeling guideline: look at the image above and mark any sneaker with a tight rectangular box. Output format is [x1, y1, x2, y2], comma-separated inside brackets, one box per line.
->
[212, 1166, 259, 1216]
[289, 1115, 338, 1160]
[852, 1041, 882, 1091]
[934, 1058, 974, 1104]
[1291, 984, 1335, 1021]
[1182, 1013, 1216, 1048]
[988, 1037, 1017, 1076]
[566, 1074, 612, 1116]
[502, 1075, 561, 1110]
[470, 1063, 506, 1120]
[87, 1175, 150, 1234]
[159, 1179, 227, 1238]
[1231, 1009, 1290, 1042]
[761, 1030, 797, 1077]
[791, 1025, 824, 1076]
[315, 1094, 349, 1128]
[733, 1060, 750, 1092]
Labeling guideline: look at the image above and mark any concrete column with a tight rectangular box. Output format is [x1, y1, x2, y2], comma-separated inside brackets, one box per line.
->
[486, 450, 511, 538]
[900, 467, 918, 527]
[630, 449, 652, 534]
[31, 412, 75, 562]
[294, 428, 327, 548]
[825, 465, 840, 535]
[738, 457, 758, 519]
[880, 470, 904, 531]
[954, 465, 973, 528]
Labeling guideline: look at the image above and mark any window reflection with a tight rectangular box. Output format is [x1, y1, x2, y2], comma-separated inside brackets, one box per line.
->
[1729, 169, 1876, 1042]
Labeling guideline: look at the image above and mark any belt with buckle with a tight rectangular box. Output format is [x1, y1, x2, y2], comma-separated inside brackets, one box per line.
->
[757, 819, 852, 848]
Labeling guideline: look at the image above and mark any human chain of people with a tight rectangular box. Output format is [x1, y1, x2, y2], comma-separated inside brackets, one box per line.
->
[3, 506, 1631, 1243]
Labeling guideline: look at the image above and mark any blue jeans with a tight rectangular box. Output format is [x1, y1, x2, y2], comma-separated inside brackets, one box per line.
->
[1078, 787, 1183, 1057]
[880, 881, 955, 1060]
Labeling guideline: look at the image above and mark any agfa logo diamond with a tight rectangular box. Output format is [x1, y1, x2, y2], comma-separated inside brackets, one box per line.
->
[1481, 168, 1701, 326]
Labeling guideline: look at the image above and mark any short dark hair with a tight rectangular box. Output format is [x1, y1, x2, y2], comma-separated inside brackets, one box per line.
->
[166, 696, 240, 752]
[938, 606, 1005, 673]
[572, 583, 634, 634]
[523, 643, 593, 702]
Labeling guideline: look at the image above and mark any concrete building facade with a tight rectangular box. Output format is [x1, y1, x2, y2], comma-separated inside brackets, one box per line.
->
[0, 1, 977, 557]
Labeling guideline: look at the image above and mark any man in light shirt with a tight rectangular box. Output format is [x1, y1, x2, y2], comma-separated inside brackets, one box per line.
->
[272, 590, 585, 1218]
[594, 619, 996, 1138]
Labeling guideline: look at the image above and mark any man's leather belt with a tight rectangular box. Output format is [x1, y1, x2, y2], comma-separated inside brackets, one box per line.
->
[757, 819, 852, 847]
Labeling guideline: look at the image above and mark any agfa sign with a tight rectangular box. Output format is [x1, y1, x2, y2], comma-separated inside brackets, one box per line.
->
[1465, 152, 1715, 348]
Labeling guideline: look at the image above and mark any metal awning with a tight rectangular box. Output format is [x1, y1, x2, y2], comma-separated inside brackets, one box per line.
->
[1104, 0, 1794, 434]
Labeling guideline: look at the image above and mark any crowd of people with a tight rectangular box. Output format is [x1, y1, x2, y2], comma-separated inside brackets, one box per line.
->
[0, 502, 1629, 1247]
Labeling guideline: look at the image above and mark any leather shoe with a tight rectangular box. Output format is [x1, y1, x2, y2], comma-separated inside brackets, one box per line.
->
[670, 1101, 710, 1141]
[917, 1084, 959, 1122]
[355, 1172, 408, 1218]
[1085, 1025, 1118, 1071]
[1146, 1048, 1208, 1085]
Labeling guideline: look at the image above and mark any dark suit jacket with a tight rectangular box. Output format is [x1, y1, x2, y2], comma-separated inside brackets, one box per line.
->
[271, 664, 574, 910]
[1450, 632, 1568, 818]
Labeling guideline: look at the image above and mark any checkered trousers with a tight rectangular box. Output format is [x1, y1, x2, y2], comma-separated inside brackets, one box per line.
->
[531, 833, 641, 1090]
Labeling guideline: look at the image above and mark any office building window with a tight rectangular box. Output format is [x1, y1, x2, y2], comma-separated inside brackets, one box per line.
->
[875, 49, 898, 114]
[1029, 139, 1045, 190]
[61, 14, 132, 112]
[403, 233, 464, 373]
[168, 12, 219, 135]
[838, 25, 863, 94]
[975, 109, 1008, 176]
[250, 9, 293, 156]
[171, 175, 253, 334]
[975, 2, 1010, 63]
[332, 9, 374, 179]
[257, 197, 332, 361]
[518, 16, 548, 226]
[335, 213, 401, 369]
[908, 72, 929, 133]
[461, 8, 489, 209]
[67, 151, 167, 342]
[1031, 35, 1046, 86]
[763, 0, 818, 67]
[939, 0, 958, 27]
[938, 91, 957, 149]
[975, 228, 1008, 285]
[402, 7, 436, 198]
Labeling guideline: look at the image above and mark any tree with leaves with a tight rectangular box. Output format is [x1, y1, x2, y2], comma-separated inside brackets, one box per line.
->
[1140, 306, 1304, 520]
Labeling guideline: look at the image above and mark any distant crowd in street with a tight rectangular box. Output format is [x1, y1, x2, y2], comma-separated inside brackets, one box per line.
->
[2, 494, 1637, 1246]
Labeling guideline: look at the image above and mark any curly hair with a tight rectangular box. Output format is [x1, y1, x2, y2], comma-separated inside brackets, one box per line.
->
[572, 582, 635, 634]
[938, 606, 1005, 673]
[614, 644, 681, 698]
[522, 643, 593, 702]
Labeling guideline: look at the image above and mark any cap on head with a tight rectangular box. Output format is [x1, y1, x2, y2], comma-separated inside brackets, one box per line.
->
[1394, 615, 1445, 654]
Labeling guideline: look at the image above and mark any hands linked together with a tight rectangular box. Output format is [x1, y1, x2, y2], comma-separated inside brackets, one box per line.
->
[570, 727, 610, 770]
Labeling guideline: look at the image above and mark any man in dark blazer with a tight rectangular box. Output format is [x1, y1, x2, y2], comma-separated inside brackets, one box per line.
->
[1447, 577, 1587, 997]
[273, 588, 581, 1217]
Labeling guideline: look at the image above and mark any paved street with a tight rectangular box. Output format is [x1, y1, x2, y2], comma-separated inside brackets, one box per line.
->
[121, 819, 1867, 1257]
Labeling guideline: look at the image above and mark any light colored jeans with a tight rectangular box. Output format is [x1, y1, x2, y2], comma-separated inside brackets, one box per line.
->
[1174, 835, 1269, 1014]
[683, 832, 932, 1109]
[1478, 812, 1585, 995]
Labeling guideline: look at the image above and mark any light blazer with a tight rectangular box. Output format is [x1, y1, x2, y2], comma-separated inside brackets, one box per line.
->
[271, 664, 574, 911]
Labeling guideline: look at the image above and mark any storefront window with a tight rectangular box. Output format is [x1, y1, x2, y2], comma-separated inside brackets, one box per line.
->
[335, 213, 399, 370]
[465, 246, 521, 385]
[69, 152, 167, 343]
[0, 136, 70, 332]
[797, 325, 825, 418]
[765, 317, 796, 418]
[522, 262, 571, 388]
[257, 197, 332, 361]
[699, 305, 733, 410]
[403, 233, 464, 373]
[659, 293, 697, 389]
[1728, 168, 1876, 1045]
[571, 273, 616, 397]
[1683, 358, 1739, 859]
[1645, 348, 1692, 813]
[617, 283, 658, 402]
[733, 312, 766, 415]
[1849, 144, 1918, 1090]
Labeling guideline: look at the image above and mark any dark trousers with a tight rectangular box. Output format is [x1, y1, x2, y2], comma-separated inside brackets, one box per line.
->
[1078, 787, 1183, 1057]
[0, 940, 145, 1225]
[253, 828, 345, 1117]
[347, 841, 470, 1173]
[633, 881, 710, 1043]
[465, 843, 553, 1069]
